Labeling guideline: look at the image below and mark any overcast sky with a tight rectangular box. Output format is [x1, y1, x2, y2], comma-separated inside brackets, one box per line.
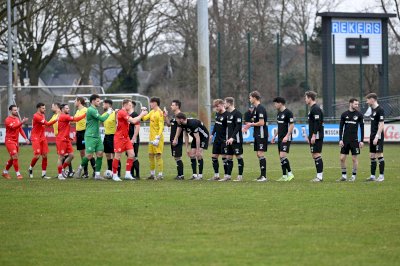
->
[334, 0, 383, 12]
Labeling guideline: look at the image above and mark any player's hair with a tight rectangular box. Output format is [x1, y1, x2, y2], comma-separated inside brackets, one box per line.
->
[89, 94, 100, 103]
[213, 99, 224, 107]
[273, 97, 286, 104]
[349, 98, 359, 103]
[305, 91, 317, 101]
[122, 99, 132, 106]
[104, 99, 113, 106]
[76, 97, 86, 106]
[172, 99, 181, 108]
[8, 104, 17, 111]
[60, 104, 68, 110]
[366, 93, 378, 100]
[224, 97, 235, 106]
[175, 112, 186, 120]
[249, 90, 261, 100]
[132, 101, 136, 107]
[52, 102, 61, 109]
[36, 102, 45, 108]
[150, 97, 160, 106]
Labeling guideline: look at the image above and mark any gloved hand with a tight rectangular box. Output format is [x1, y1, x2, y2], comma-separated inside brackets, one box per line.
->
[107, 108, 113, 115]
[152, 135, 160, 147]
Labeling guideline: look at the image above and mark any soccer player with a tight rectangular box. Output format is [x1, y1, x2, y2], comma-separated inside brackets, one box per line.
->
[271, 97, 295, 181]
[2, 105, 29, 180]
[112, 99, 147, 181]
[74, 97, 95, 178]
[223, 97, 244, 182]
[129, 101, 141, 179]
[28, 103, 58, 179]
[141, 97, 165, 180]
[102, 99, 119, 178]
[304, 91, 324, 182]
[243, 90, 269, 182]
[338, 98, 364, 182]
[365, 93, 385, 182]
[75, 94, 112, 180]
[56, 104, 86, 180]
[164, 100, 184, 180]
[209, 99, 229, 181]
[174, 113, 209, 180]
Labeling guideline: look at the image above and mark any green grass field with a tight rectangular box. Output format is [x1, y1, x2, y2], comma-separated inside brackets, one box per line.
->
[1, 143, 399, 265]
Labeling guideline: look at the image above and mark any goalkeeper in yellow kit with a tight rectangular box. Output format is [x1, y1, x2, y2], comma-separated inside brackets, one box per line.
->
[142, 97, 164, 180]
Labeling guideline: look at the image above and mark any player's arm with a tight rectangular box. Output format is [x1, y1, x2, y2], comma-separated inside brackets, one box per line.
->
[156, 111, 164, 137]
[164, 114, 171, 127]
[285, 122, 294, 141]
[360, 114, 365, 142]
[339, 114, 345, 142]
[132, 123, 140, 143]
[141, 111, 151, 121]
[72, 113, 86, 122]
[128, 110, 147, 124]
[19, 126, 29, 143]
[94, 108, 110, 122]
[193, 132, 201, 151]
[312, 109, 322, 137]
[173, 126, 182, 146]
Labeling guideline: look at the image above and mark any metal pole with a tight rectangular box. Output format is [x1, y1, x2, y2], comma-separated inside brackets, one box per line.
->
[197, 0, 211, 129]
[304, 33, 308, 114]
[247, 32, 251, 107]
[276, 33, 280, 96]
[7, 0, 13, 108]
[359, 35, 363, 102]
[332, 34, 336, 119]
[217, 32, 222, 99]
[13, 6, 19, 86]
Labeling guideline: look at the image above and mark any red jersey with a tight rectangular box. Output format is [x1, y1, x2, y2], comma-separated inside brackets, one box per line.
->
[115, 109, 131, 140]
[31, 112, 57, 140]
[5, 116, 27, 143]
[57, 113, 86, 141]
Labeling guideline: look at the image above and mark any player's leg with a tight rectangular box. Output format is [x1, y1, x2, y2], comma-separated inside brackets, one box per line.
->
[233, 144, 244, 181]
[211, 152, 220, 180]
[277, 150, 289, 181]
[41, 139, 50, 179]
[148, 142, 156, 179]
[132, 143, 140, 179]
[29, 140, 41, 178]
[310, 140, 324, 182]
[375, 138, 385, 182]
[339, 153, 348, 181]
[2, 154, 13, 179]
[196, 148, 204, 180]
[173, 143, 184, 180]
[112, 151, 122, 181]
[124, 149, 136, 180]
[349, 155, 358, 182]
[189, 147, 197, 180]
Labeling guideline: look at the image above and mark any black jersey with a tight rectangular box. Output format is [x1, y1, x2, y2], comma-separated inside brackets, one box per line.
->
[277, 108, 294, 141]
[128, 111, 140, 142]
[339, 110, 364, 142]
[170, 116, 183, 144]
[308, 104, 324, 139]
[227, 109, 243, 144]
[211, 111, 228, 142]
[370, 105, 385, 139]
[252, 104, 268, 139]
[180, 118, 209, 140]
[244, 110, 253, 123]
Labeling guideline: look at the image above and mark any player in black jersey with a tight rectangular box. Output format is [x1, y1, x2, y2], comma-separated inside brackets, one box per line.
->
[304, 91, 324, 182]
[243, 91, 269, 182]
[174, 113, 209, 180]
[365, 93, 385, 182]
[129, 101, 141, 179]
[223, 97, 244, 182]
[164, 100, 185, 180]
[209, 99, 229, 181]
[338, 98, 364, 182]
[271, 97, 295, 182]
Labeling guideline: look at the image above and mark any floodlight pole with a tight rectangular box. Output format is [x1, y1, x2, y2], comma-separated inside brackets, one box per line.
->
[197, 0, 211, 129]
[7, 0, 13, 107]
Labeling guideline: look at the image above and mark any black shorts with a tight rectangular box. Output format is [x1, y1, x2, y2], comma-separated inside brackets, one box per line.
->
[225, 143, 243, 156]
[254, 137, 268, 151]
[103, 134, 114, 154]
[171, 143, 183, 158]
[190, 138, 208, 150]
[369, 137, 384, 153]
[278, 141, 291, 153]
[76, 130, 85, 150]
[212, 141, 226, 155]
[134, 142, 139, 157]
[341, 141, 360, 155]
[309, 139, 323, 153]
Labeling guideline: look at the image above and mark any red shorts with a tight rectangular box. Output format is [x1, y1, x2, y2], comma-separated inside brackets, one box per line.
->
[56, 139, 74, 156]
[5, 140, 19, 156]
[31, 138, 49, 155]
[114, 138, 133, 153]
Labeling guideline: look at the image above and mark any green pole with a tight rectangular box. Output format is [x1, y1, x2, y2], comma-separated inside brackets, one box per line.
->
[217, 32, 222, 99]
[276, 33, 280, 96]
[359, 35, 363, 102]
[247, 32, 251, 107]
[332, 34, 336, 119]
[304, 33, 308, 114]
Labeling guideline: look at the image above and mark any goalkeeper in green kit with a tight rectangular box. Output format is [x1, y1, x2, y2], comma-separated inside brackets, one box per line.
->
[75, 94, 112, 180]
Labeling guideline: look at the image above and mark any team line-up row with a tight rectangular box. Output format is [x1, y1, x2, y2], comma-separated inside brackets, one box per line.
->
[2, 91, 386, 182]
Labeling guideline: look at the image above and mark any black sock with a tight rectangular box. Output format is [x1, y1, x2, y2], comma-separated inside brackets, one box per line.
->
[280, 157, 287, 175]
[237, 158, 244, 175]
[90, 157, 96, 171]
[314, 156, 323, 173]
[286, 158, 291, 173]
[212, 157, 219, 174]
[176, 159, 184, 176]
[222, 158, 228, 175]
[64, 156, 73, 172]
[191, 158, 197, 174]
[259, 157, 266, 177]
[198, 159, 204, 175]
[378, 157, 385, 175]
[118, 161, 121, 177]
[131, 160, 140, 177]
[371, 158, 377, 176]
[107, 159, 112, 171]
[227, 159, 233, 175]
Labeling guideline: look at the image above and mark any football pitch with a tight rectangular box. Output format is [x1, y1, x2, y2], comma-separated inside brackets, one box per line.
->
[1, 144, 399, 265]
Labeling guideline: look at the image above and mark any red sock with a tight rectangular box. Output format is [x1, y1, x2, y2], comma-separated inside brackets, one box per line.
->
[57, 165, 62, 174]
[126, 158, 134, 172]
[62, 162, 69, 169]
[42, 158, 48, 171]
[5, 159, 13, 170]
[12, 159, 19, 172]
[112, 159, 120, 175]
[30, 157, 39, 168]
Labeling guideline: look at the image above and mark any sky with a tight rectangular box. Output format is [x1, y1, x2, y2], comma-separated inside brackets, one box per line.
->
[334, 0, 383, 12]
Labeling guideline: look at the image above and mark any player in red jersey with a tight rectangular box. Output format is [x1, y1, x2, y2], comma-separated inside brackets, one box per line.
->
[56, 104, 86, 180]
[28, 103, 58, 179]
[111, 99, 147, 181]
[2, 105, 30, 180]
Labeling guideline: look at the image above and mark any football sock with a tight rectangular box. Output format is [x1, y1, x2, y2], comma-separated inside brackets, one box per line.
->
[12, 159, 19, 172]
[259, 156, 266, 177]
[107, 159, 112, 171]
[314, 156, 323, 174]
[95, 157, 103, 172]
[190, 157, 197, 174]
[212, 157, 219, 174]
[198, 159, 204, 175]
[378, 157, 385, 175]
[42, 157, 47, 171]
[370, 158, 377, 176]
[30, 157, 39, 168]
[176, 159, 184, 176]
[237, 158, 244, 175]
